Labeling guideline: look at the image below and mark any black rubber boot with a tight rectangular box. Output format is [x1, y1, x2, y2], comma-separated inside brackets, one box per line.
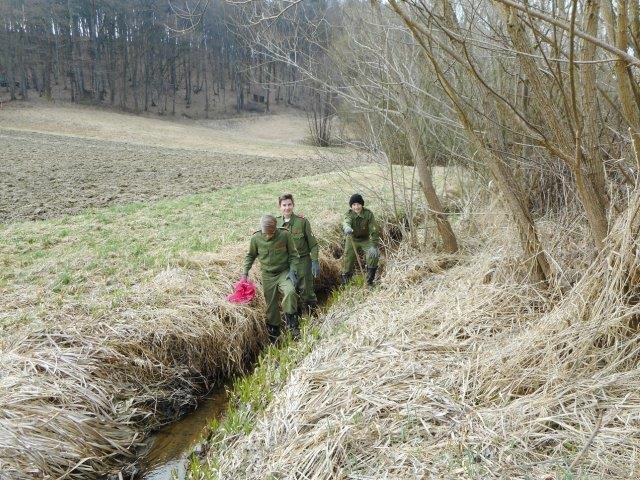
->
[341, 272, 353, 285]
[266, 324, 281, 343]
[284, 313, 300, 339]
[366, 267, 378, 287]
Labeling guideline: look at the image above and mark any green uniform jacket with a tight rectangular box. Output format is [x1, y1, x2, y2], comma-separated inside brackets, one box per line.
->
[342, 208, 379, 244]
[276, 213, 319, 261]
[243, 228, 300, 276]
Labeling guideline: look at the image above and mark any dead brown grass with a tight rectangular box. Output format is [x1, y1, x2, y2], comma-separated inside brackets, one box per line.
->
[0, 243, 340, 479]
[205, 196, 640, 479]
[0, 101, 323, 157]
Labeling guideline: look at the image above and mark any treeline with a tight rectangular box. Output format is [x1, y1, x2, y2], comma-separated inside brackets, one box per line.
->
[0, 0, 312, 115]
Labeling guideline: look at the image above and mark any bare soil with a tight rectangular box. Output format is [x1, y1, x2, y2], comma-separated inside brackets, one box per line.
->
[0, 101, 359, 222]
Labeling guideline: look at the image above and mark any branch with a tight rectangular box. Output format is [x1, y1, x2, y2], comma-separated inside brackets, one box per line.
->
[491, 0, 640, 67]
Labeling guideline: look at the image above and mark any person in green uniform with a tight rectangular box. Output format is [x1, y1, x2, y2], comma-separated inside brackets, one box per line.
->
[242, 214, 301, 340]
[276, 193, 320, 314]
[342, 193, 380, 286]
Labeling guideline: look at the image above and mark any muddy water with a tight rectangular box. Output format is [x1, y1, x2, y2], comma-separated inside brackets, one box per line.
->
[137, 388, 228, 479]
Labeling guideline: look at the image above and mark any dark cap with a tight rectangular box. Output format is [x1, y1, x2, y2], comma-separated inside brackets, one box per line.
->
[349, 193, 364, 206]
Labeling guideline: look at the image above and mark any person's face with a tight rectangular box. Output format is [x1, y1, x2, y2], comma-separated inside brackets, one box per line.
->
[351, 202, 363, 214]
[280, 199, 294, 217]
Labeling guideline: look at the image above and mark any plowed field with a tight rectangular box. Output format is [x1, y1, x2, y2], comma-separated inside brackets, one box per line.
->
[0, 102, 359, 222]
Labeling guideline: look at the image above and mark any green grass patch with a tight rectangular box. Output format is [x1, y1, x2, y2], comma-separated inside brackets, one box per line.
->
[0, 166, 390, 333]
[186, 312, 330, 479]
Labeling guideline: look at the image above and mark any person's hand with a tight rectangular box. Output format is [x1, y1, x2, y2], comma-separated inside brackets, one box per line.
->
[311, 260, 320, 278]
[343, 225, 353, 236]
[287, 269, 298, 285]
[366, 246, 380, 259]
[240, 273, 248, 282]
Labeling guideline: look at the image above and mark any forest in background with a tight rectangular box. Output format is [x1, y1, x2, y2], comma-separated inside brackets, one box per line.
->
[0, 0, 327, 116]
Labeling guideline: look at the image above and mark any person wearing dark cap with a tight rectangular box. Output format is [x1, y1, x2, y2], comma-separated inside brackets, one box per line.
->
[341, 193, 380, 286]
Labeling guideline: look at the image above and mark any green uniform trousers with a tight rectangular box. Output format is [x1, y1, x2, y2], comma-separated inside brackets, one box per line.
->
[263, 269, 298, 326]
[342, 237, 379, 274]
[296, 254, 317, 303]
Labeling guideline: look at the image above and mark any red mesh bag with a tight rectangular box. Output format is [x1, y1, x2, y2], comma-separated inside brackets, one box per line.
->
[227, 278, 257, 304]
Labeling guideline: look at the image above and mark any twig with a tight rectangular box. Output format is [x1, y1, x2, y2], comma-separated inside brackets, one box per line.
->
[569, 408, 604, 470]
[630, 127, 640, 175]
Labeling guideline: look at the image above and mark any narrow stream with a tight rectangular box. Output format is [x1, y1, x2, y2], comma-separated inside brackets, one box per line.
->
[136, 388, 228, 479]
[134, 275, 342, 479]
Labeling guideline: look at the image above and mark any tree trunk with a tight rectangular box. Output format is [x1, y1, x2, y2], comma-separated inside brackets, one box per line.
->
[120, 18, 128, 109]
[4, 18, 17, 101]
[89, 2, 101, 103]
[132, 43, 139, 113]
[203, 37, 210, 118]
[577, 0, 609, 250]
[405, 119, 459, 253]
[501, 4, 610, 250]
[184, 57, 192, 106]
[603, 1, 640, 132]
[581, 0, 607, 205]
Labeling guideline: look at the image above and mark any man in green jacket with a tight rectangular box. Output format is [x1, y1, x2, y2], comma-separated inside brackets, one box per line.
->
[242, 214, 300, 340]
[342, 193, 380, 286]
[276, 193, 320, 314]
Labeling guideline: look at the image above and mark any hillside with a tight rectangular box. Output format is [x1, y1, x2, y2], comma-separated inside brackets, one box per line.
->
[0, 101, 378, 478]
[0, 100, 359, 222]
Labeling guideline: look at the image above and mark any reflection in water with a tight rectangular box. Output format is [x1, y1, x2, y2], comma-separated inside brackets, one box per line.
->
[138, 388, 228, 479]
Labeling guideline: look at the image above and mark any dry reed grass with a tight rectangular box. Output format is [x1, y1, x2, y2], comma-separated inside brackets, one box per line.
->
[314, 252, 342, 298]
[207, 197, 640, 479]
[0, 242, 339, 479]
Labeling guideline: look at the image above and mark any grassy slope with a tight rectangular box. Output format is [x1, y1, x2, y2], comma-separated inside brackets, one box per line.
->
[191, 228, 550, 480]
[1, 102, 366, 222]
[0, 103, 409, 479]
[0, 165, 389, 334]
[0, 101, 343, 158]
[0, 161, 402, 479]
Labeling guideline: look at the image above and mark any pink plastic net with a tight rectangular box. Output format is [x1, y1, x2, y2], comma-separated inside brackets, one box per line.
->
[227, 278, 257, 304]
